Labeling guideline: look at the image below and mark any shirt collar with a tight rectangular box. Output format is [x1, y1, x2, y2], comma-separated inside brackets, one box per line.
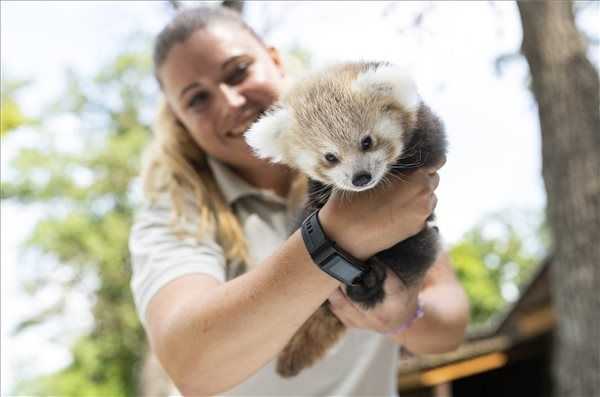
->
[206, 156, 288, 207]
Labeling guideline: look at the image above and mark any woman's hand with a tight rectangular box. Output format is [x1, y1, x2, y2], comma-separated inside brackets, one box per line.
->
[319, 160, 444, 260]
[328, 269, 423, 333]
[327, 251, 470, 354]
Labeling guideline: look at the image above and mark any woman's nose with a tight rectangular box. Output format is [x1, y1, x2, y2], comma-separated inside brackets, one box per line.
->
[219, 84, 246, 109]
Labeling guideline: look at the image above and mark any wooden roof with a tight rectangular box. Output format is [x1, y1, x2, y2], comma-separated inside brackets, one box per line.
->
[398, 256, 555, 390]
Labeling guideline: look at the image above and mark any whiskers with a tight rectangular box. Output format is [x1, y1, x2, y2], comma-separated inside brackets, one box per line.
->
[331, 186, 355, 204]
[308, 182, 333, 204]
[383, 172, 408, 184]
[390, 146, 426, 170]
[390, 161, 424, 170]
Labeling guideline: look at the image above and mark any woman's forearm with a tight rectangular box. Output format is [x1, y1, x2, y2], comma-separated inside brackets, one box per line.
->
[396, 284, 469, 353]
[151, 230, 340, 395]
[392, 252, 470, 354]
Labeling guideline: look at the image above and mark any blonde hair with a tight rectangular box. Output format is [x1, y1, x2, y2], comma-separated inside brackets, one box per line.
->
[141, 100, 307, 278]
[146, 6, 308, 277]
[141, 100, 250, 277]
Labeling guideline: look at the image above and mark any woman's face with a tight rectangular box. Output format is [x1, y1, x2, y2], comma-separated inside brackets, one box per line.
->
[158, 23, 286, 168]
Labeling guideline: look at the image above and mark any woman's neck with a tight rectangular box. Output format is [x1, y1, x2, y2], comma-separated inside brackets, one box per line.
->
[234, 161, 294, 199]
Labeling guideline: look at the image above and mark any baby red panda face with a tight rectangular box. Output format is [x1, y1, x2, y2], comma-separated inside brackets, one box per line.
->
[304, 112, 408, 191]
[245, 62, 420, 191]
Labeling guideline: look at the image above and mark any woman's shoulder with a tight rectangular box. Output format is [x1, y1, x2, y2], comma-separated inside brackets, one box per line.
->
[132, 189, 217, 242]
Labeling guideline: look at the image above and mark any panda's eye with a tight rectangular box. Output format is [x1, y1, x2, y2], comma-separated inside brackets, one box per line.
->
[361, 136, 372, 151]
[324, 153, 338, 164]
[382, 104, 394, 113]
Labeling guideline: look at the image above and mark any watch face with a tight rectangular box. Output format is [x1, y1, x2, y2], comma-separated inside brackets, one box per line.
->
[323, 255, 363, 285]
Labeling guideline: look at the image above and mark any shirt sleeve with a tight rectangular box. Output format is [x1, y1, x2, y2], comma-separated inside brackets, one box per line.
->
[129, 198, 226, 327]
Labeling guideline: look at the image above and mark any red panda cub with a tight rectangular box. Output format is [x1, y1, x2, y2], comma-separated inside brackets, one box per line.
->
[245, 61, 447, 377]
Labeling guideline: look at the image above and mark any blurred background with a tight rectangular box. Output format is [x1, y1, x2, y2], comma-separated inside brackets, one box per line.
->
[1, 1, 598, 396]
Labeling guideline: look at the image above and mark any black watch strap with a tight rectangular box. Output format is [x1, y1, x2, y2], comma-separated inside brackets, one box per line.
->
[301, 210, 367, 286]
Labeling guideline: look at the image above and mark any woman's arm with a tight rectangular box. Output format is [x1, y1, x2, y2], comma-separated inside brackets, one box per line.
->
[145, 167, 439, 396]
[391, 250, 470, 353]
[147, 231, 339, 396]
[328, 250, 470, 354]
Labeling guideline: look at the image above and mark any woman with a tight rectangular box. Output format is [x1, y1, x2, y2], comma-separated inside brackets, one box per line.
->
[130, 6, 469, 396]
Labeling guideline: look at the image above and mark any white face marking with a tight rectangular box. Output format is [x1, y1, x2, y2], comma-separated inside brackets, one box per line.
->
[244, 107, 290, 163]
[324, 149, 391, 192]
[295, 150, 319, 177]
[351, 65, 421, 111]
[375, 116, 404, 141]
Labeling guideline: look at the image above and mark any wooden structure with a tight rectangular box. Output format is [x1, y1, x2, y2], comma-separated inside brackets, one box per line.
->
[397, 258, 554, 397]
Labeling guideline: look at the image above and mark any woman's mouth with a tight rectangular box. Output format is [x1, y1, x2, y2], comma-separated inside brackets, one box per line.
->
[227, 122, 252, 138]
[227, 109, 268, 138]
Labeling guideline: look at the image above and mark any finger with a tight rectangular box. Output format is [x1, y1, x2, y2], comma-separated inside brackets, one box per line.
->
[432, 156, 447, 171]
[328, 290, 358, 327]
[431, 193, 438, 212]
[337, 289, 393, 332]
[328, 303, 355, 328]
[330, 306, 359, 328]
[328, 288, 345, 309]
[429, 171, 440, 191]
[382, 269, 406, 296]
[328, 288, 370, 328]
[424, 156, 446, 174]
[379, 269, 421, 304]
[372, 290, 421, 333]
[334, 287, 408, 333]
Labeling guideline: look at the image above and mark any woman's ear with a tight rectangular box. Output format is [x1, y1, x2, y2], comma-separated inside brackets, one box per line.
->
[351, 64, 420, 111]
[245, 105, 291, 163]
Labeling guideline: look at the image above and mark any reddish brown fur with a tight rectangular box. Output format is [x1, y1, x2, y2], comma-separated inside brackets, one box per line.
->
[276, 305, 346, 377]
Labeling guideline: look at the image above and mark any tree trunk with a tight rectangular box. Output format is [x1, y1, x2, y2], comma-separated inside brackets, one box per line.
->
[517, 1, 600, 396]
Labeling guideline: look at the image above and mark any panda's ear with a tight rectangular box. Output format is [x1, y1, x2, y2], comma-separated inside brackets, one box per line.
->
[245, 105, 291, 163]
[351, 64, 420, 111]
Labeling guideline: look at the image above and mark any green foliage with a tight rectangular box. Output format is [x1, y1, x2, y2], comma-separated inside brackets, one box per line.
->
[4, 42, 156, 396]
[0, 79, 34, 136]
[450, 210, 549, 325]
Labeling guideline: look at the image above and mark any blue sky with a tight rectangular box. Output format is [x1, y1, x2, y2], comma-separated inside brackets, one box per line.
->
[1, 0, 597, 393]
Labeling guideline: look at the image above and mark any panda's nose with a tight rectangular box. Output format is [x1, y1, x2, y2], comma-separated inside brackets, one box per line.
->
[352, 172, 372, 187]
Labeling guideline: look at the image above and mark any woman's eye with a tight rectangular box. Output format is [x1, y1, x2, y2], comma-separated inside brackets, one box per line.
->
[324, 153, 338, 164]
[226, 62, 250, 86]
[188, 92, 210, 109]
[361, 136, 372, 151]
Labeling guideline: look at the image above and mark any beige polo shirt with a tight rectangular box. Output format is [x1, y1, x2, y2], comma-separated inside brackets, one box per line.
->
[129, 156, 399, 397]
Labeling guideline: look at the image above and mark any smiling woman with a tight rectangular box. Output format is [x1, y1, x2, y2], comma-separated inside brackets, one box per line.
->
[130, 5, 468, 396]
[157, 24, 287, 176]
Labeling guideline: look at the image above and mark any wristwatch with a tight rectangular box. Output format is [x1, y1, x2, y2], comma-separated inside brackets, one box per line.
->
[301, 209, 368, 286]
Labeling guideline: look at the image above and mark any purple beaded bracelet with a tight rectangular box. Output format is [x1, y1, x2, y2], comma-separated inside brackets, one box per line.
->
[385, 299, 425, 336]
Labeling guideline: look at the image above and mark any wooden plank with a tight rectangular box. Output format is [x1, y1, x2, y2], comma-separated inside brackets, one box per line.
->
[398, 336, 510, 373]
[517, 306, 555, 337]
[399, 352, 508, 390]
